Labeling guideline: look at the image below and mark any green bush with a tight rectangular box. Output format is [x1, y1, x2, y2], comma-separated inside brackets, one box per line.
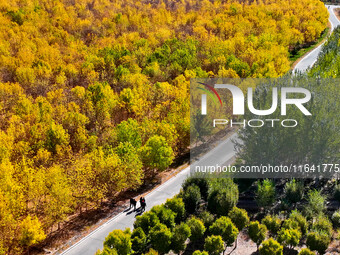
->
[182, 184, 201, 214]
[298, 248, 316, 255]
[289, 210, 308, 235]
[103, 229, 132, 255]
[333, 183, 340, 202]
[261, 215, 281, 235]
[282, 219, 300, 231]
[192, 251, 209, 255]
[199, 211, 215, 229]
[150, 205, 176, 229]
[170, 223, 191, 254]
[209, 216, 238, 247]
[248, 221, 267, 249]
[305, 190, 326, 218]
[187, 217, 206, 242]
[208, 179, 239, 216]
[204, 235, 225, 255]
[182, 177, 210, 200]
[149, 223, 172, 254]
[259, 238, 283, 255]
[134, 211, 160, 235]
[332, 210, 340, 228]
[277, 228, 301, 248]
[311, 216, 332, 237]
[256, 179, 276, 208]
[306, 231, 331, 255]
[164, 197, 185, 223]
[284, 179, 304, 203]
[131, 228, 146, 254]
[228, 207, 250, 230]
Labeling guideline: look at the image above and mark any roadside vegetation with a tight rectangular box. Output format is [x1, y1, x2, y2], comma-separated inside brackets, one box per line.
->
[98, 176, 340, 255]
[0, 0, 331, 254]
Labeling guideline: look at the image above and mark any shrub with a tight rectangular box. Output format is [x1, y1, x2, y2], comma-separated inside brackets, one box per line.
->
[131, 228, 146, 254]
[193, 251, 209, 255]
[332, 210, 340, 228]
[228, 207, 250, 230]
[259, 238, 283, 255]
[248, 221, 267, 249]
[182, 184, 201, 214]
[149, 223, 172, 254]
[182, 177, 210, 200]
[282, 219, 300, 231]
[261, 215, 281, 235]
[289, 210, 308, 235]
[284, 179, 304, 203]
[208, 179, 239, 216]
[277, 228, 301, 248]
[306, 231, 331, 255]
[204, 235, 225, 255]
[103, 229, 131, 255]
[187, 217, 206, 242]
[144, 249, 158, 255]
[298, 248, 316, 255]
[199, 211, 215, 228]
[305, 190, 326, 218]
[311, 216, 332, 237]
[333, 183, 340, 202]
[256, 179, 276, 208]
[170, 223, 191, 254]
[209, 216, 238, 247]
[134, 211, 160, 235]
[164, 197, 185, 223]
[150, 205, 176, 229]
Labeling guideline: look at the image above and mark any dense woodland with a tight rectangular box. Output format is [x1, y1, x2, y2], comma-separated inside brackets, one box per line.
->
[0, 0, 330, 254]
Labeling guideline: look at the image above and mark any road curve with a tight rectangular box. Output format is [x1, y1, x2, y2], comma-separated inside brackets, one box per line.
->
[59, 5, 339, 255]
[293, 5, 340, 72]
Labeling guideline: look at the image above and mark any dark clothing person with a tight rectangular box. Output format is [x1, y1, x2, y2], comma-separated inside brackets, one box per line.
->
[140, 197, 146, 212]
[130, 198, 137, 210]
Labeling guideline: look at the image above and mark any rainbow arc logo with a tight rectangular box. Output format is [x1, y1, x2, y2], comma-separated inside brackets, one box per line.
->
[197, 82, 223, 107]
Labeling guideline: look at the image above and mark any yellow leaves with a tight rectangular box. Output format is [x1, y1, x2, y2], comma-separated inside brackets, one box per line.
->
[19, 215, 46, 247]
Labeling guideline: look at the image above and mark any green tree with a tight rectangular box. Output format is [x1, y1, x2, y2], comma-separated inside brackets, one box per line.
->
[298, 248, 316, 255]
[332, 210, 340, 228]
[277, 228, 301, 248]
[208, 179, 238, 216]
[259, 238, 283, 255]
[116, 118, 142, 148]
[150, 205, 176, 229]
[131, 227, 146, 254]
[199, 211, 215, 229]
[305, 190, 326, 218]
[187, 217, 206, 242]
[228, 207, 249, 231]
[149, 223, 172, 254]
[103, 229, 131, 255]
[171, 223, 191, 254]
[289, 210, 308, 235]
[256, 179, 276, 209]
[182, 184, 201, 214]
[261, 215, 281, 236]
[141, 135, 174, 172]
[204, 235, 225, 255]
[192, 251, 208, 255]
[182, 177, 210, 200]
[134, 211, 160, 235]
[248, 221, 267, 250]
[284, 179, 304, 204]
[306, 231, 331, 255]
[165, 197, 185, 223]
[209, 216, 238, 248]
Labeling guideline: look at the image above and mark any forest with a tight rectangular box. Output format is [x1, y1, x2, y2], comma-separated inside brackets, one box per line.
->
[0, 0, 330, 254]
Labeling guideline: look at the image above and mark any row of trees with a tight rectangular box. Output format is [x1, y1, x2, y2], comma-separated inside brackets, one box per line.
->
[98, 177, 338, 254]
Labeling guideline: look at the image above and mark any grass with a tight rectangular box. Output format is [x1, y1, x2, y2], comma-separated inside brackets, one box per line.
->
[289, 27, 330, 67]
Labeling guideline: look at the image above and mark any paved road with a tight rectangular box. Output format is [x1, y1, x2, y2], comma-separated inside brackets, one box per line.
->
[59, 5, 339, 255]
[294, 5, 340, 72]
[59, 133, 238, 255]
